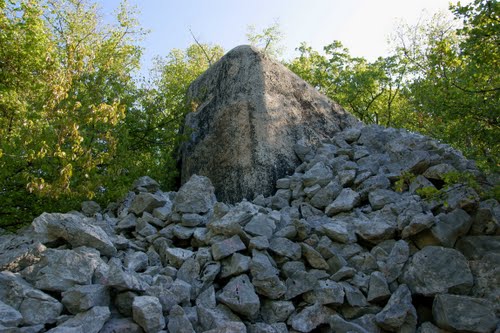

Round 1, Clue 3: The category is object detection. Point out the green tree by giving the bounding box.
[0,0,144,228]
[125,43,224,190]
[393,3,499,171]
[287,41,412,127]
[246,21,284,58]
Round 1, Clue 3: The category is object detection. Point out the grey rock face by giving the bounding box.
[132,296,165,333]
[433,294,497,333]
[132,176,160,193]
[0,300,23,327]
[217,274,260,317]
[330,314,371,333]
[32,213,117,256]
[400,246,473,296]
[181,45,357,203]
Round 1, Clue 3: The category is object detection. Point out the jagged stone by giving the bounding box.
[300,242,328,269]
[261,300,295,324]
[220,253,251,278]
[106,258,149,292]
[99,318,143,333]
[340,282,369,307]
[0,300,23,327]
[0,236,46,273]
[167,305,195,333]
[244,213,276,239]
[217,274,260,317]
[132,176,160,193]
[48,306,110,333]
[284,271,318,300]
[367,271,391,302]
[132,296,165,333]
[400,246,473,296]
[369,189,401,210]
[269,237,301,260]
[470,199,500,235]
[329,314,371,333]
[288,303,335,333]
[379,240,409,283]
[433,294,497,333]
[375,284,417,332]
[211,235,246,261]
[414,209,471,248]
[129,192,167,215]
[61,284,110,314]
[303,279,344,305]
[81,201,101,217]
[325,188,360,216]
[320,220,355,244]
[32,213,117,256]
[29,247,102,292]
[174,175,217,214]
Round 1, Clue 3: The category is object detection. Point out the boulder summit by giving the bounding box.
[181,45,358,203]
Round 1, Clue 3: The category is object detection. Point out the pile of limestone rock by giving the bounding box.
[0,124,499,333]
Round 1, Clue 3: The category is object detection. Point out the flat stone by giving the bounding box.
[211,235,246,261]
[61,284,110,314]
[433,294,497,333]
[132,296,165,333]
[400,246,473,296]
[375,284,417,332]
[217,274,260,317]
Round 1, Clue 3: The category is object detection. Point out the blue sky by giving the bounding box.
[100,0,467,75]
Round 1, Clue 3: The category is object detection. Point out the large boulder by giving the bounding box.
[181,45,357,203]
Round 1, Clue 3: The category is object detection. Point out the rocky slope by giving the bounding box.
[0,124,499,333]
